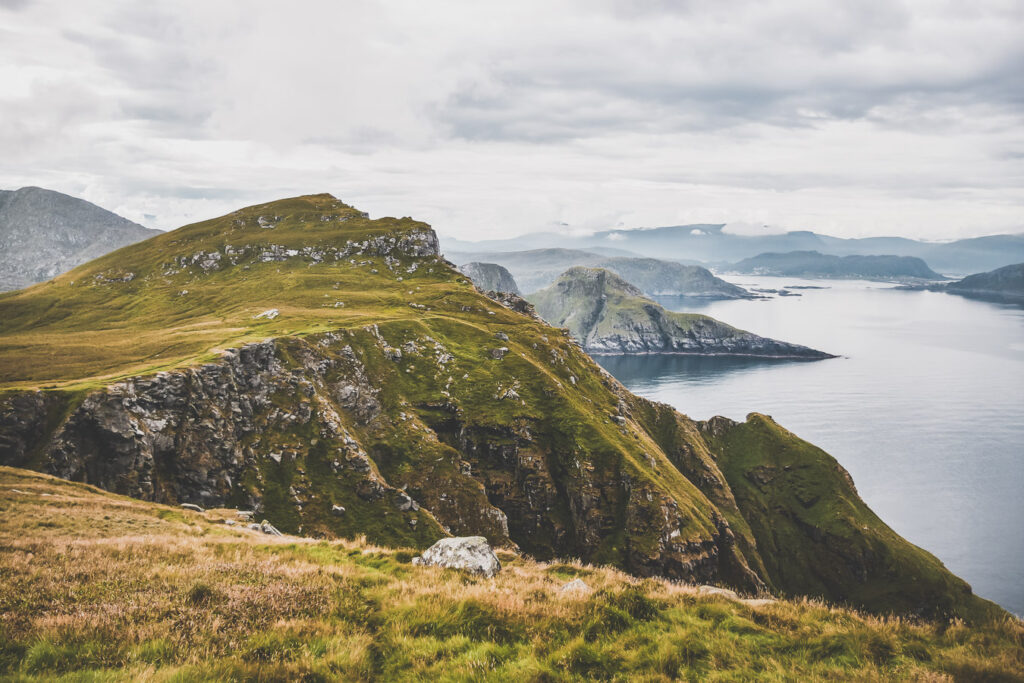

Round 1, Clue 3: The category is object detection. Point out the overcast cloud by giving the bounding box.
[1,0,1022,240]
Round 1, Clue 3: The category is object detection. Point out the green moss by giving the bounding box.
[706,413,1004,622]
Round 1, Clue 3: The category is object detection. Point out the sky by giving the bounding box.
[1,0,1022,242]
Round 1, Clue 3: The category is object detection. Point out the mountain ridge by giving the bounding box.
[0,186,160,291]
[444,226,1024,275]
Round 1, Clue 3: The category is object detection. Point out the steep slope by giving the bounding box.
[697,414,990,618]
[0,194,997,621]
[943,262,1024,300]
[458,261,521,294]
[731,251,944,281]
[2,467,1020,681]
[529,267,832,358]
[0,186,160,291]
[446,247,749,298]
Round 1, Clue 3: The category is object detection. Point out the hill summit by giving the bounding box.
[0,194,1002,623]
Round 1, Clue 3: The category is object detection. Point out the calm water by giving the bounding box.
[596,276,1024,616]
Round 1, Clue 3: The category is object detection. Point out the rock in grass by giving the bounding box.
[260,520,283,536]
[697,585,739,600]
[180,503,204,513]
[412,536,501,578]
[559,578,592,595]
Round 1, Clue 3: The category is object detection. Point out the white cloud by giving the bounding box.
[0,0,1021,240]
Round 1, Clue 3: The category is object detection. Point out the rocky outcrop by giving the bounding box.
[412,536,501,577]
[459,262,521,295]
[0,186,160,291]
[529,267,833,359]
[0,328,764,591]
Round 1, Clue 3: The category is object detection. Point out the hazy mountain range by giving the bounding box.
[443,223,1024,276]
[0,187,159,291]
[449,248,752,297]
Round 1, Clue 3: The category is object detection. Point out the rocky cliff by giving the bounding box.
[458,261,521,294]
[529,267,833,358]
[0,186,160,291]
[0,194,998,621]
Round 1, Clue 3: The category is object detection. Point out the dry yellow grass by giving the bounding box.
[1,466,1022,681]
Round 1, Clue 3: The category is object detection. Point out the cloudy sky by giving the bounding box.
[1,0,1022,241]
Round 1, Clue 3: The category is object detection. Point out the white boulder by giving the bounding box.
[412,536,501,578]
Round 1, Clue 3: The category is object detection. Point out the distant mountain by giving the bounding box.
[448,247,751,298]
[458,262,520,294]
[942,263,1024,301]
[0,187,159,291]
[529,267,833,358]
[444,225,1024,276]
[730,251,945,282]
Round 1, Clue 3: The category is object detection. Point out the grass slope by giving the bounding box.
[704,414,1005,623]
[0,194,449,389]
[1,466,1021,682]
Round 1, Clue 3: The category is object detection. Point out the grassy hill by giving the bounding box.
[1,466,1021,682]
[0,193,450,390]
[0,194,1005,627]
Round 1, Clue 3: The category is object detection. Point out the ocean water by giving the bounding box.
[595,276,1024,616]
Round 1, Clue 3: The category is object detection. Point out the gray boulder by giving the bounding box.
[412,536,501,578]
[259,520,283,536]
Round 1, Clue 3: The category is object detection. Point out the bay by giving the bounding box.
[596,276,1024,616]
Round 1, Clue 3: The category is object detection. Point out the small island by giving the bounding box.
[730,250,945,282]
[529,266,834,358]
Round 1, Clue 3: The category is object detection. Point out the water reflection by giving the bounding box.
[596,353,813,389]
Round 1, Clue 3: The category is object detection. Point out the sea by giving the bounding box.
[595,276,1024,616]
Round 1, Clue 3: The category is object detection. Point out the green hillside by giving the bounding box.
[0,194,1004,625]
[1,467,1020,682]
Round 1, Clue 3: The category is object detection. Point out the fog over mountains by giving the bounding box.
[443,224,1024,277]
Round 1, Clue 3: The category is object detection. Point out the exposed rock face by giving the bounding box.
[412,536,501,577]
[0,187,160,291]
[459,262,521,295]
[530,267,833,359]
[0,328,770,592]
